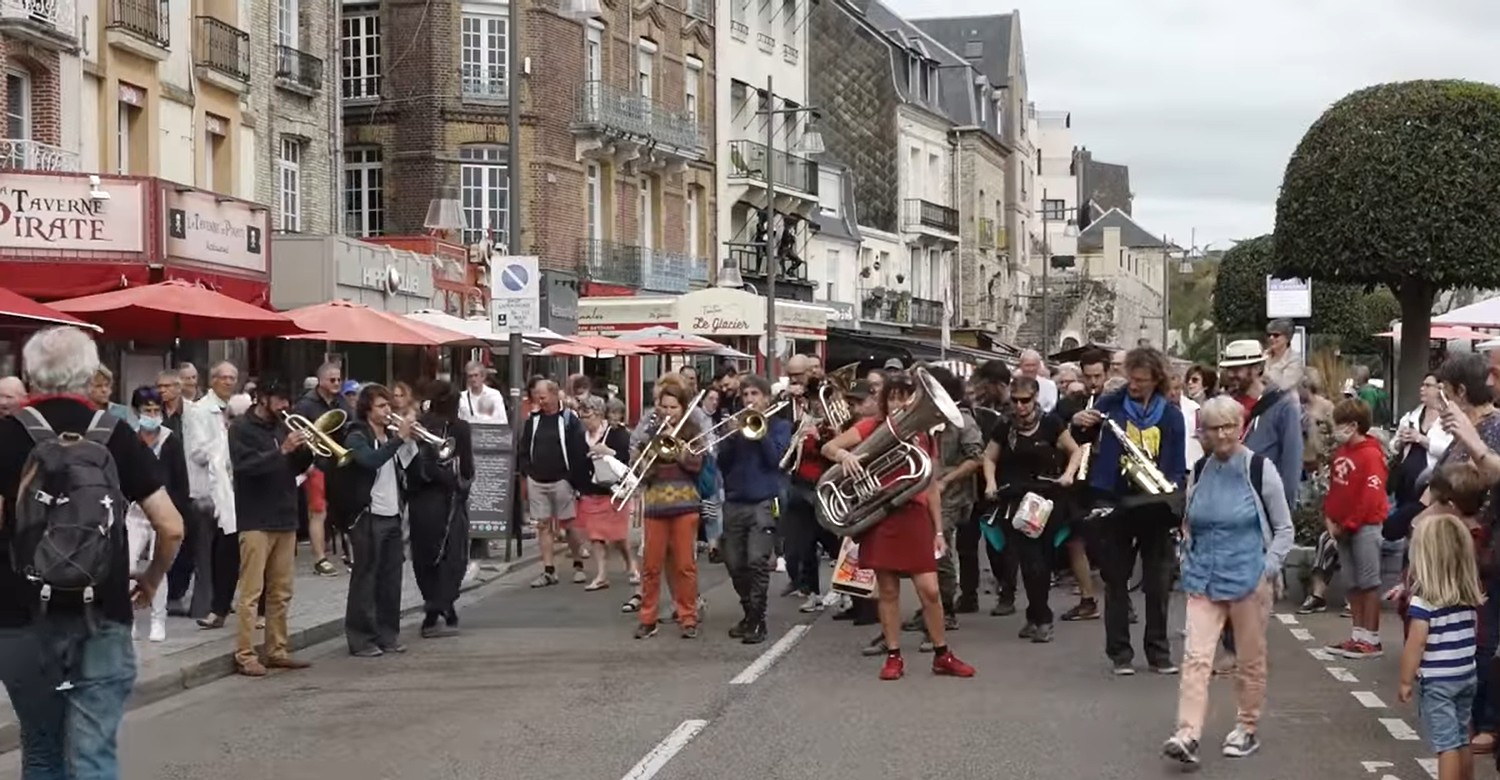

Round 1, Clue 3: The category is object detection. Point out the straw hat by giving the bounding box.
[1218,339,1267,369]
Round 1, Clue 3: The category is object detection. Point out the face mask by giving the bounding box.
[1332,426,1354,445]
[137,415,162,433]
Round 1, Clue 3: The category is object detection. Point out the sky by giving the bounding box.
[884,0,1500,252]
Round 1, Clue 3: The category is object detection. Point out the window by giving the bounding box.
[203,116,228,192]
[636,39,655,99]
[584,22,602,85]
[278,0,298,49]
[919,62,930,103]
[584,161,602,242]
[459,145,508,247]
[907,147,919,198]
[977,87,986,125]
[824,248,840,302]
[685,185,700,256]
[928,248,941,300]
[729,0,745,30]
[341,5,381,100]
[781,0,794,39]
[461,3,508,100]
[116,102,139,174]
[927,153,939,200]
[278,138,302,232]
[908,246,919,290]
[6,70,28,141]
[906,57,918,92]
[344,147,385,237]
[1042,199,1065,221]
[684,57,702,123]
[637,175,655,249]
[963,40,982,58]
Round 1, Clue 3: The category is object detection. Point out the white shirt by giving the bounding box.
[370,450,402,516]
[1035,376,1059,413]
[1180,396,1204,465]
[459,385,508,425]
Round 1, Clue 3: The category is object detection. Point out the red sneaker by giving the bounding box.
[879,654,905,681]
[933,651,975,678]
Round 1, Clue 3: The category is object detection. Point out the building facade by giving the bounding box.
[1032,107,1076,258]
[804,162,861,327]
[0,0,82,174]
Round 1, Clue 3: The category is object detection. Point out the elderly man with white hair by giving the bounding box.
[183,361,241,623]
[0,375,24,417]
[1016,350,1059,413]
[0,326,184,777]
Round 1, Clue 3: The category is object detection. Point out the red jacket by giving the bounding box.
[1324,436,1389,531]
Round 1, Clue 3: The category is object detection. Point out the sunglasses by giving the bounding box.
[1011,396,1035,405]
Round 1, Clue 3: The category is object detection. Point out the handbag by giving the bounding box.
[589,424,628,486]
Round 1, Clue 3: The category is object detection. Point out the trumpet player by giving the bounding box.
[1051,348,1112,623]
[1076,347,1187,676]
[293,362,350,577]
[821,372,976,681]
[343,384,417,658]
[227,378,314,677]
[407,381,475,637]
[719,375,792,645]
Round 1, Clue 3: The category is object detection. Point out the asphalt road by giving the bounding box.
[1,558,1445,780]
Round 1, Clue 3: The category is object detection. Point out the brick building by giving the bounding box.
[338,0,716,300]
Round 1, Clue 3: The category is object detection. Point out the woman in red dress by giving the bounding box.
[822,371,976,681]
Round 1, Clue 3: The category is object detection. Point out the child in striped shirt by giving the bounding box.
[1399,514,1486,780]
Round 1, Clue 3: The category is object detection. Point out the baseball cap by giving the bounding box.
[340,379,360,395]
[883,357,905,370]
[845,380,872,400]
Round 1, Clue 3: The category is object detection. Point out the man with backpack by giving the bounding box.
[519,379,591,587]
[0,326,184,777]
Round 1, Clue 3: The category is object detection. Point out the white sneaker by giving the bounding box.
[775,556,787,573]
[462,561,480,587]
[131,621,138,640]
[799,594,824,613]
[1221,726,1259,758]
[149,618,166,642]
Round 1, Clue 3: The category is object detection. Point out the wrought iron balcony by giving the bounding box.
[638,248,691,294]
[578,238,641,289]
[861,292,910,325]
[194,16,250,83]
[977,217,996,249]
[574,81,700,152]
[0,139,78,171]
[276,45,324,91]
[912,297,944,328]
[0,0,78,49]
[108,0,167,48]
[902,198,959,237]
[726,139,817,196]
[732,247,809,283]
[461,64,507,102]
[756,32,774,53]
[687,255,710,285]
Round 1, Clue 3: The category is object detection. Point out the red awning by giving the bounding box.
[51,280,307,340]
[283,300,476,346]
[0,287,102,332]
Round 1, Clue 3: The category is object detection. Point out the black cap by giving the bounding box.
[255,375,293,401]
[845,380,872,400]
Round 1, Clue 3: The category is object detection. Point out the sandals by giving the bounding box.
[621,594,642,613]
[586,580,610,591]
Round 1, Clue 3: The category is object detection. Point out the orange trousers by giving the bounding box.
[639,512,699,627]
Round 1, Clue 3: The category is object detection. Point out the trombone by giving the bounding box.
[683,400,790,456]
[281,409,353,467]
[386,418,458,462]
[611,390,706,510]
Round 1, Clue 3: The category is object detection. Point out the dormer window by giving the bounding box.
[919,62,930,102]
[908,56,919,92]
[977,87,986,124]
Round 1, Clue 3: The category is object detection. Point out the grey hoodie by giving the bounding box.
[1240,383,1304,509]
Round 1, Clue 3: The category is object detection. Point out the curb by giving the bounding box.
[0,551,541,755]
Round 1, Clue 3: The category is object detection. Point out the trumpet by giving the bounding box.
[281,409,353,467]
[683,400,789,456]
[387,418,457,462]
[611,390,706,510]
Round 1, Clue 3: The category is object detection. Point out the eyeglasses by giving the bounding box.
[1011,396,1035,405]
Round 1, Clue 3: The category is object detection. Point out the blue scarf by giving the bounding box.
[1122,393,1167,430]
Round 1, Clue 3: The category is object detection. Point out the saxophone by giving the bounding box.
[1075,394,1096,481]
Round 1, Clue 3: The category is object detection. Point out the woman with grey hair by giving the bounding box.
[1163,395,1294,766]
[577,394,638,589]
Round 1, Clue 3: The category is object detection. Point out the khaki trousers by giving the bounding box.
[234,530,297,666]
[1175,579,1272,741]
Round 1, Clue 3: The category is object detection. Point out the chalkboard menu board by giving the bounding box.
[468,423,514,538]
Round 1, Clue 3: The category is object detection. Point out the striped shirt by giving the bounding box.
[1408,595,1478,680]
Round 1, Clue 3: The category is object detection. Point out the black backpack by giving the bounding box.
[10,407,127,609]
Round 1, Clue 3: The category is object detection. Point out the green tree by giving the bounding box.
[1211,235,1370,338]
[1274,80,1500,406]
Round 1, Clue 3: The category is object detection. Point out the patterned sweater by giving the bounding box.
[641,419,703,519]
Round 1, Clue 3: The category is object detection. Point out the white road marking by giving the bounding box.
[1289,627,1315,641]
[1275,612,1299,625]
[1308,648,1336,661]
[1352,691,1387,708]
[621,719,710,780]
[1361,761,1394,773]
[1326,666,1359,683]
[730,624,810,685]
[1417,757,1438,778]
[1379,717,1421,741]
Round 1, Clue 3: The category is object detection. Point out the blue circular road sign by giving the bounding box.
[500,263,529,292]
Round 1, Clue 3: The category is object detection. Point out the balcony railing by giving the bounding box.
[108,0,167,48]
[726,139,817,196]
[861,293,910,325]
[194,16,249,82]
[756,32,774,53]
[639,248,691,294]
[0,0,78,43]
[912,297,944,327]
[574,81,700,152]
[276,44,324,90]
[0,139,78,171]
[732,247,809,283]
[782,43,798,65]
[977,217,996,249]
[730,19,747,40]
[688,255,711,285]
[902,198,959,236]
[578,238,641,289]
[461,64,507,102]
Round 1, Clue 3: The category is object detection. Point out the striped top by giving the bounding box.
[1408,595,1478,680]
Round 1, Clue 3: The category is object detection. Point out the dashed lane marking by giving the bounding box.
[1288,627,1315,641]
[1275,612,1299,625]
[1361,760,1394,772]
[1377,718,1421,741]
[1308,647,1336,661]
[730,624,810,685]
[1351,691,1387,709]
[1417,757,1438,778]
[620,719,710,780]
[1326,666,1359,683]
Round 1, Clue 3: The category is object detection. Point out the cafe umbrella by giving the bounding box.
[49,279,308,340]
[0,286,102,332]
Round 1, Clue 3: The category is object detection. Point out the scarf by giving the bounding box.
[1122,393,1166,431]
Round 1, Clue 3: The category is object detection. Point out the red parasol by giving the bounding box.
[541,335,649,359]
[625,336,724,354]
[50,280,307,339]
[0,286,101,332]
[1377,324,1489,341]
[283,300,477,346]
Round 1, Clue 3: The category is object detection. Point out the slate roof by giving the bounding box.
[1075,208,1172,252]
[909,15,1014,88]
[1076,150,1133,217]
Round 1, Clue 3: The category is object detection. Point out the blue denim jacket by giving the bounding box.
[1180,449,1295,601]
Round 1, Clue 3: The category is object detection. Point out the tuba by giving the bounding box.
[815,366,964,537]
[1075,394,1096,481]
[1100,416,1177,495]
[611,390,706,510]
[683,400,789,456]
[281,409,353,467]
[818,362,861,432]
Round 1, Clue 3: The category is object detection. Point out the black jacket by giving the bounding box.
[229,409,313,532]
[150,428,192,522]
[341,420,408,517]
[407,414,475,493]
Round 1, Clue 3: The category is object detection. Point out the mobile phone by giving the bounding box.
[1439,387,1450,409]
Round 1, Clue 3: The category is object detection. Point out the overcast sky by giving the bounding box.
[884,0,1500,252]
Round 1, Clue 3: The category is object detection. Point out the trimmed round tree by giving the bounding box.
[1275,80,1500,406]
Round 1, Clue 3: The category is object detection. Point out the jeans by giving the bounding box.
[1422,675,1479,754]
[0,619,137,780]
[1475,575,1500,734]
[1100,502,1176,667]
[346,513,406,653]
[721,500,777,622]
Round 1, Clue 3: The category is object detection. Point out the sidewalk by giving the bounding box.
[0,541,539,755]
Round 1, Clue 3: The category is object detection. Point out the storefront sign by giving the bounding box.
[577,298,674,331]
[775,301,830,333]
[0,174,145,253]
[680,287,759,335]
[164,188,267,274]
